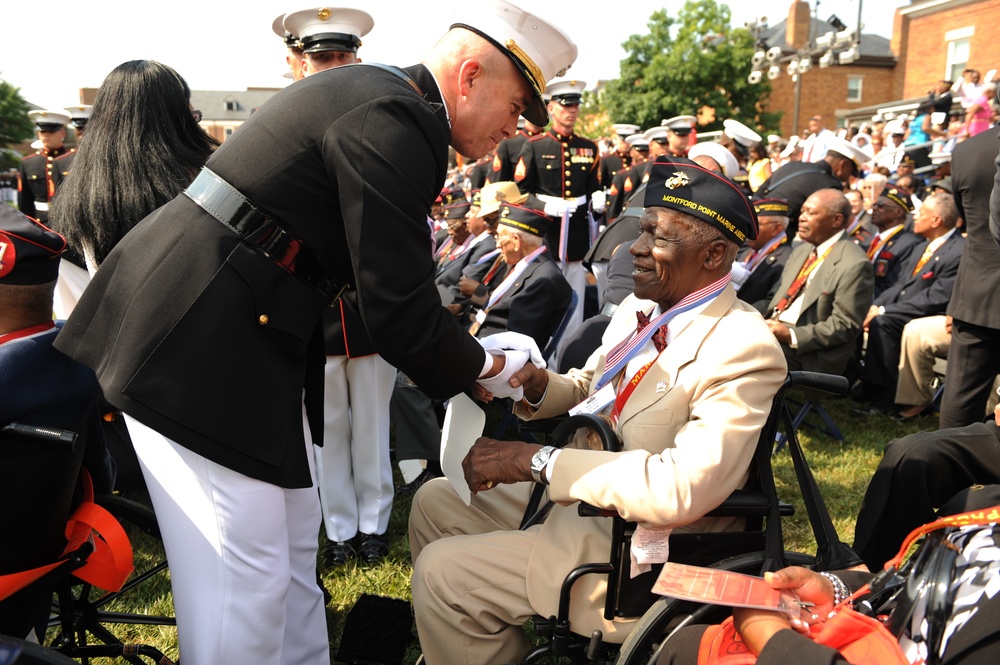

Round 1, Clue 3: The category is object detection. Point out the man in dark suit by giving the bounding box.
[855,192,964,414]
[865,184,923,298]
[765,189,874,375]
[733,198,792,315]
[52,5,578,662]
[942,127,1000,428]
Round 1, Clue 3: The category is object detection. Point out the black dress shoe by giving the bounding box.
[397,467,441,497]
[359,533,389,564]
[325,539,356,567]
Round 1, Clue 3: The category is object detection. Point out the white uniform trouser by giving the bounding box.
[314,354,395,542]
[127,414,329,665]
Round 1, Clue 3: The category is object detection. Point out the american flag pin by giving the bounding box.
[656,381,667,394]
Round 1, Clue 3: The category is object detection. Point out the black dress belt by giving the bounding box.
[184,167,347,305]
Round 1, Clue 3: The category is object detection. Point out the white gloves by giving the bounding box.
[542,199,579,218]
[591,190,607,215]
[476,332,547,401]
[479,331,545,368]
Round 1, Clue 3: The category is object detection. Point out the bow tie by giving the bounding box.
[636,311,668,353]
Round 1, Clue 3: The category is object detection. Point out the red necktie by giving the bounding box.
[636,311,668,353]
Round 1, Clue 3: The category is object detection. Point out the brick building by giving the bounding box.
[77,86,282,144]
[891,0,1000,99]
[758,1,897,138]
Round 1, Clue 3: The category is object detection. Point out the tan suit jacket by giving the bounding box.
[511,283,786,639]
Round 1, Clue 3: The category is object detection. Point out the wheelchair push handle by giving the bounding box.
[549,413,621,452]
[2,422,79,447]
[787,371,849,397]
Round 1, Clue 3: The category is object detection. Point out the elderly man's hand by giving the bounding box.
[463,438,540,493]
[766,319,792,345]
[509,363,549,403]
[457,275,481,297]
[863,305,880,330]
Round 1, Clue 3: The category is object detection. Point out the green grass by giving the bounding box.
[54,395,936,664]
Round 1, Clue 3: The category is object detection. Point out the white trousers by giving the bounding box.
[127,415,329,665]
[314,354,396,542]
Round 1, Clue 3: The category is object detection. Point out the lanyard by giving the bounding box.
[594,274,729,392]
[0,321,56,347]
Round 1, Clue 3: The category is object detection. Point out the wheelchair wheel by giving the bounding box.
[614,550,816,665]
[0,634,81,664]
[47,494,177,665]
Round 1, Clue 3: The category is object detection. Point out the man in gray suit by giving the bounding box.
[765,189,874,375]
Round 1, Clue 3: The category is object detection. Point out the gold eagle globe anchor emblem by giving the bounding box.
[664,172,690,189]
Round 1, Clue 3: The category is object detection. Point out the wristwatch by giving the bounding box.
[530,445,557,484]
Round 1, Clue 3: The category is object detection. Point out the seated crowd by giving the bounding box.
[5,35,1000,665]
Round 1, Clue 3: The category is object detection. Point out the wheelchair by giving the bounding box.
[511,371,861,665]
[0,422,176,665]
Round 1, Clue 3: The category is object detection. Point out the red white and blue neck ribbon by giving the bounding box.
[593,274,730,392]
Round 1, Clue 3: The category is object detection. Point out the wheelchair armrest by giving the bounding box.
[705,489,795,517]
[576,491,795,520]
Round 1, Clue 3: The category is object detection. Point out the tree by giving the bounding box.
[602,0,781,135]
[0,77,34,148]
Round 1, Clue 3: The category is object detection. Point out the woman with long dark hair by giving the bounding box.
[51,59,218,270]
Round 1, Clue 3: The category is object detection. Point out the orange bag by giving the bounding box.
[697,608,909,665]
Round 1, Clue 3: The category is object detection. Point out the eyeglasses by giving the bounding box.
[191,110,203,123]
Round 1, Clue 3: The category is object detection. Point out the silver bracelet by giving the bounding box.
[820,572,852,608]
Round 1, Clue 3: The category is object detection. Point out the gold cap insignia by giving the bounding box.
[665,172,690,189]
[501,206,511,218]
[317,7,331,20]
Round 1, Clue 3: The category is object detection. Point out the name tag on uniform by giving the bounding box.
[569,383,615,416]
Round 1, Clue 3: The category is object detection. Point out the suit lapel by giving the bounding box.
[616,285,737,427]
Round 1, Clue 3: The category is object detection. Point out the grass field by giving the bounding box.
[66,393,937,664]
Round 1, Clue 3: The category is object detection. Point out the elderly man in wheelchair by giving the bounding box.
[0,208,117,641]
[408,157,788,665]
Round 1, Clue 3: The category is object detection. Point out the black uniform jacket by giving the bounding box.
[17,147,72,222]
[515,130,601,261]
[55,64,486,488]
[491,128,538,182]
[755,160,842,230]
